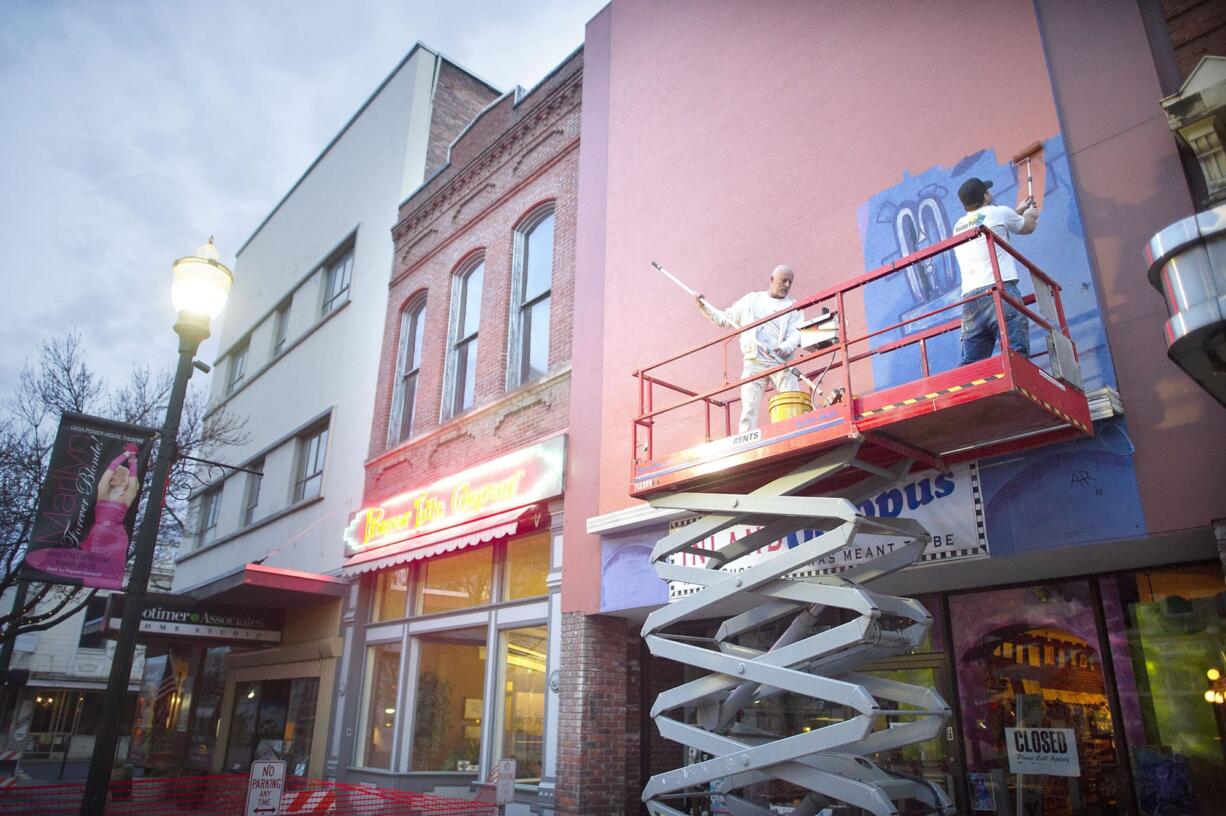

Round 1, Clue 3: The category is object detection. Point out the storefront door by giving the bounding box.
[223,677,319,776]
[950,581,1127,815]
[860,658,968,814]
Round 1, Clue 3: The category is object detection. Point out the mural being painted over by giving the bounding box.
[857,132,1145,550]
[858,133,1111,391]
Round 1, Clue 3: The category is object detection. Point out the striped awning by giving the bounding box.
[342,503,547,576]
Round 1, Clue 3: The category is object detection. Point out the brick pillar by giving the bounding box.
[556,612,634,815]
[624,634,643,816]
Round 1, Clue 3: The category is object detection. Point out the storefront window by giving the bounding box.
[188,646,229,767]
[129,649,193,766]
[500,626,547,781]
[1101,565,1226,815]
[504,533,550,600]
[373,567,410,621]
[361,642,402,769]
[411,627,487,771]
[418,546,493,615]
[950,581,1125,815]
[283,678,319,776]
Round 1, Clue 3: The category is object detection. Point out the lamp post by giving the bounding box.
[81,239,232,816]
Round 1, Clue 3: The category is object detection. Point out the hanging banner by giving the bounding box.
[21,412,156,590]
[667,462,988,599]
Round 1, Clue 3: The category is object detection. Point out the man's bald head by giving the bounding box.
[768,265,795,299]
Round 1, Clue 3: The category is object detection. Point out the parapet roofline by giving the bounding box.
[398,44,585,212]
[236,42,503,257]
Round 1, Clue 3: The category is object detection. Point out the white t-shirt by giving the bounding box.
[952,204,1027,294]
[700,290,801,363]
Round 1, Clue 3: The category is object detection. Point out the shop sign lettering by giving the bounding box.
[1005,727,1080,777]
[667,462,988,599]
[345,436,566,557]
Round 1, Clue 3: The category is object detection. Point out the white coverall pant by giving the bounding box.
[739,358,800,433]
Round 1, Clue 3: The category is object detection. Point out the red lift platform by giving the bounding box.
[630,227,1092,499]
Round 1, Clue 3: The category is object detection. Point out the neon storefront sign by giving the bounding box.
[344,435,565,557]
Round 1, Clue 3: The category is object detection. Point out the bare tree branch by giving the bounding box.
[0,333,247,639]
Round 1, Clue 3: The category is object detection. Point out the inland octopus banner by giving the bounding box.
[21,412,156,589]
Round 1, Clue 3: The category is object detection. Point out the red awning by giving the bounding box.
[342,503,547,576]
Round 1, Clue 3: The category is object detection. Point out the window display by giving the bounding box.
[950,582,1124,815]
[360,643,402,769]
[411,628,487,771]
[1101,565,1226,815]
[499,626,547,781]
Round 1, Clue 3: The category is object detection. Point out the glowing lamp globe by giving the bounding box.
[172,237,233,324]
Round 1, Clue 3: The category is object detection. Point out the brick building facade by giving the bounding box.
[332,50,591,815]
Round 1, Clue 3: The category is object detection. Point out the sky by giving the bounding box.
[0,0,605,398]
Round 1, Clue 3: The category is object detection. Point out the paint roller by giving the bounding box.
[1012,140,1044,206]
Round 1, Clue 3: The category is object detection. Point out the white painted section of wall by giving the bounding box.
[174,48,442,587]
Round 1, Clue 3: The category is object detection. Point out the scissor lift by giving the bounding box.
[634,230,1092,815]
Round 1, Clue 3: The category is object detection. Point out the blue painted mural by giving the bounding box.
[857,133,1114,392]
[856,132,1146,549]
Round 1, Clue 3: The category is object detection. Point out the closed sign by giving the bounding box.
[1005,727,1080,777]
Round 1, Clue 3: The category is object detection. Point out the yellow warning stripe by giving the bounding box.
[858,373,1005,418]
[1017,386,1090,433]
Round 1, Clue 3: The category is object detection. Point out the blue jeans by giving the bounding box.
[960,281,1030,364]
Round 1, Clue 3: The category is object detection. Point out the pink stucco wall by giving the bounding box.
[583,0,1059,518]
[566,0,1226,614]
[1033,0,1226,535]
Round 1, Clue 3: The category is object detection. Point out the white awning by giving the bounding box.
[342,504,545,577]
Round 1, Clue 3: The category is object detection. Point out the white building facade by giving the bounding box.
[161,45,499,779]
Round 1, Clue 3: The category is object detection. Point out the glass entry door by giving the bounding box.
[223,677,319,776]
[951,581,1126,815]
[860,659,967,812]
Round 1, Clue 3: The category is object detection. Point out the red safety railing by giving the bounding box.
[631,226,1078,467]
[0,773,497,816]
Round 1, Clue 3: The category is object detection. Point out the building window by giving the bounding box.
[1100,565,1226,811]
[503,532,550,601]
[227,341,249,395]
[509,209,554,387]
[199,489,221,544]
[293,424,328,502]
[389,296,427,445]
[411,627,487,772]
[78,596,108,649]
[373,567,410,622]
[242,459,263,527]
[360,642,402,769]
[272,299,291,356]
[498,625,547,782]
[417,545,493,615]
[320,247,354,316]
[446,259,483,418]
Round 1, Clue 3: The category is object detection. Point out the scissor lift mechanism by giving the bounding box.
[635,232,1095,815]
[642,442,955,815]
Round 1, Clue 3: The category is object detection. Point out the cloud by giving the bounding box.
[0,0,605,395]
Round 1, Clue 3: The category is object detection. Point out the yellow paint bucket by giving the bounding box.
[768,390,812,423]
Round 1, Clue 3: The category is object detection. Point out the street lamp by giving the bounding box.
[81,239,232,816]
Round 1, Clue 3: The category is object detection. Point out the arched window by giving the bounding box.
[388,295,427,445]
[508,207,554,387]
[445,258,484,417]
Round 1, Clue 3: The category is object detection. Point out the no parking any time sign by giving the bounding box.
[246,760,286,816]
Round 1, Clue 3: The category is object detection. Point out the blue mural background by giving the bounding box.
[856,133,1114,392]
[855,132,1146,550]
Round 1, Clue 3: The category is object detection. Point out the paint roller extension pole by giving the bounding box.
[1012,140,1043,202]
[651,261,703,301]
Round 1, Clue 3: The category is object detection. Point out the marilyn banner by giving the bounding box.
[667,462,988,600]
[21,412,156,590]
